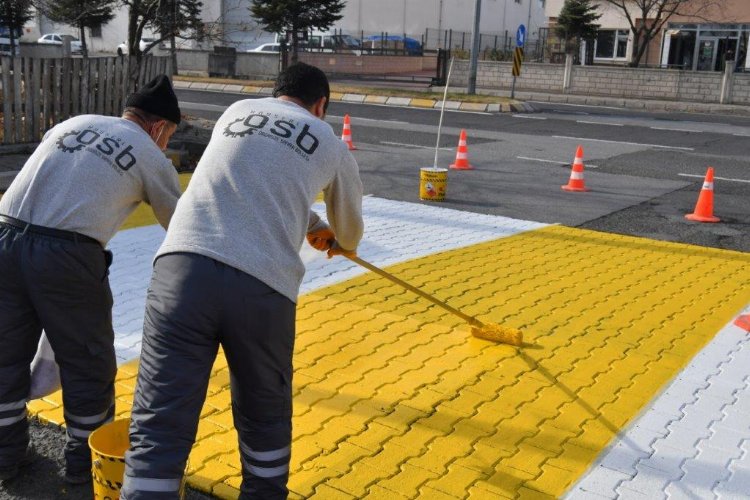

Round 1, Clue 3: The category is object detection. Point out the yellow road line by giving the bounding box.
[30,226,750,498]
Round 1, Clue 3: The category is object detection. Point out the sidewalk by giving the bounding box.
[25,192,750,499]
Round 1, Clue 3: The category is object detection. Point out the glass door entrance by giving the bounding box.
[697,39,717,71]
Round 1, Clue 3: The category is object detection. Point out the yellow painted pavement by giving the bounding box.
[29,226,750,499]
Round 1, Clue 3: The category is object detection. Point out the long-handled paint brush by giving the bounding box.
[347,255,522,346]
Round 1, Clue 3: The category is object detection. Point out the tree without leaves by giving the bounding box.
[600,0,725,67]
[39,0,116,57]
[556,0,602,55]
[0,0,33,55]
[121,0,204,88]
[251,0,345,62]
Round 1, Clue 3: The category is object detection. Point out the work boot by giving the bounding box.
[63,468,92,485]
[0,444,36,483]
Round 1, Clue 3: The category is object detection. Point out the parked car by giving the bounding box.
[37,33,82,54]
[247,42,280,53]
[117,37,161,56]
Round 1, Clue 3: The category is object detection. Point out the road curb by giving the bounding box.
[173,79,530,114]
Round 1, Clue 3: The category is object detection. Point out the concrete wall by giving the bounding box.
[451,59,748,105]
[176,50,211,76]
[236,53,279,79]
[18,43,66,58]
[296,53,437,75]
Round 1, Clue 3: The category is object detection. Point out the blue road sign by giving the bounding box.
[516,24,526,47]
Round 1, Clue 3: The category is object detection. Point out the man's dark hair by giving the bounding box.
[273,62,330,113]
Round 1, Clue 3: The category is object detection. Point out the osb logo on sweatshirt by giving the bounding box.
[56,128,137,174]
[222,112,320,160]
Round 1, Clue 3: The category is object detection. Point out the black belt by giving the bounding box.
[0,215,100,246]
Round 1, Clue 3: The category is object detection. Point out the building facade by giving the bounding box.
[545,0,750,71]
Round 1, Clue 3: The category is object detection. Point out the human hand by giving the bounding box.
[327,241,357,259]
[306,227,335,251]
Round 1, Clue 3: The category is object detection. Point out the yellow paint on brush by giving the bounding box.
[472,323,523,345]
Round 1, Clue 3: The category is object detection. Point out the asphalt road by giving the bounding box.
[177,88,750,252]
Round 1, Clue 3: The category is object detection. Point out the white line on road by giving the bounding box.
[179,101,228,112]
[381,141,453,151]
[577,120,624,126]
[529,101,625,110]
[512,115,548,120]
[517,156,598,168]
[552,135,694,151]
[678,173,750,184]
[341,116,410,125]
[650,126,697,133]
[733,133,750,137]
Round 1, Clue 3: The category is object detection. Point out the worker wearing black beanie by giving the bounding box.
[0,73,182,486]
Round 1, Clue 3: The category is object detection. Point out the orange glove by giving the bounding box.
[306,227,335,251]
[327,241,357,259]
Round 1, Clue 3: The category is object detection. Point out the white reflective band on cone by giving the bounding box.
[123,476,182,492]
[456,153,467,159]
[458,140,467,146]
[248,463,289,478]
[703,182,713,190]
[0,400,26,412]
[570,172,584,180]
[574,158,583,165]
[0,409,27,426]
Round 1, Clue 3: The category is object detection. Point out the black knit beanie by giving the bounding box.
[125,74,181,124]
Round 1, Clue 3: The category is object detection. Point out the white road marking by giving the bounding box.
[651,126,697,133]
[179,101,228,112]
[512,115,548,120]
[552,135,694,151]
[517,156,598,168]
[678,173,750,183]
[577,120,624,127]
[381,141,453,151]
[344,116,410,125]
[733,133,750,137]
[529,101,624,110]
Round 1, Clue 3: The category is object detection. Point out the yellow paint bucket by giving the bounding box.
[89,419,187,499]
[419,167,447,201]
[89,419,129,499]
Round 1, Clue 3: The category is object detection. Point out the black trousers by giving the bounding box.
[0,222,116,474]
[122,253,296,500]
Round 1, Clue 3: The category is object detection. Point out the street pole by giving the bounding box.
[467,0,482,94]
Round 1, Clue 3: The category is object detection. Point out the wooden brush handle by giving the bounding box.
[347,255,482,327]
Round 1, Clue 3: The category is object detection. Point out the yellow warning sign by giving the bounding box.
[512,47,524,77]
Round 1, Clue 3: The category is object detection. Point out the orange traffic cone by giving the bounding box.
[450,129,473,170]
[685,167,720,223]
[561,145,589,192]
[735,315,750,332]
[341,114,356,150]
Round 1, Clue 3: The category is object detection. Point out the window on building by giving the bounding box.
[90,24,102,38]
[595,29,628,59]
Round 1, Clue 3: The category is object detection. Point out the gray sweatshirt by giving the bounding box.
[157,97,364,302]
[0,115,180,245]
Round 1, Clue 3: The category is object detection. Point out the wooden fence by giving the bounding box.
[1,56,173,145]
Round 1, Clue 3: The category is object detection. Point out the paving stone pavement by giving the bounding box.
[24,197,750,499]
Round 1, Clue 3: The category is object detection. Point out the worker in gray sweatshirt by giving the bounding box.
[0,75,182,485]
[121,62,364,500]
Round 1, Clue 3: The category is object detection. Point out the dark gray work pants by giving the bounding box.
[0,223,116,475]
[121,253,296,500]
